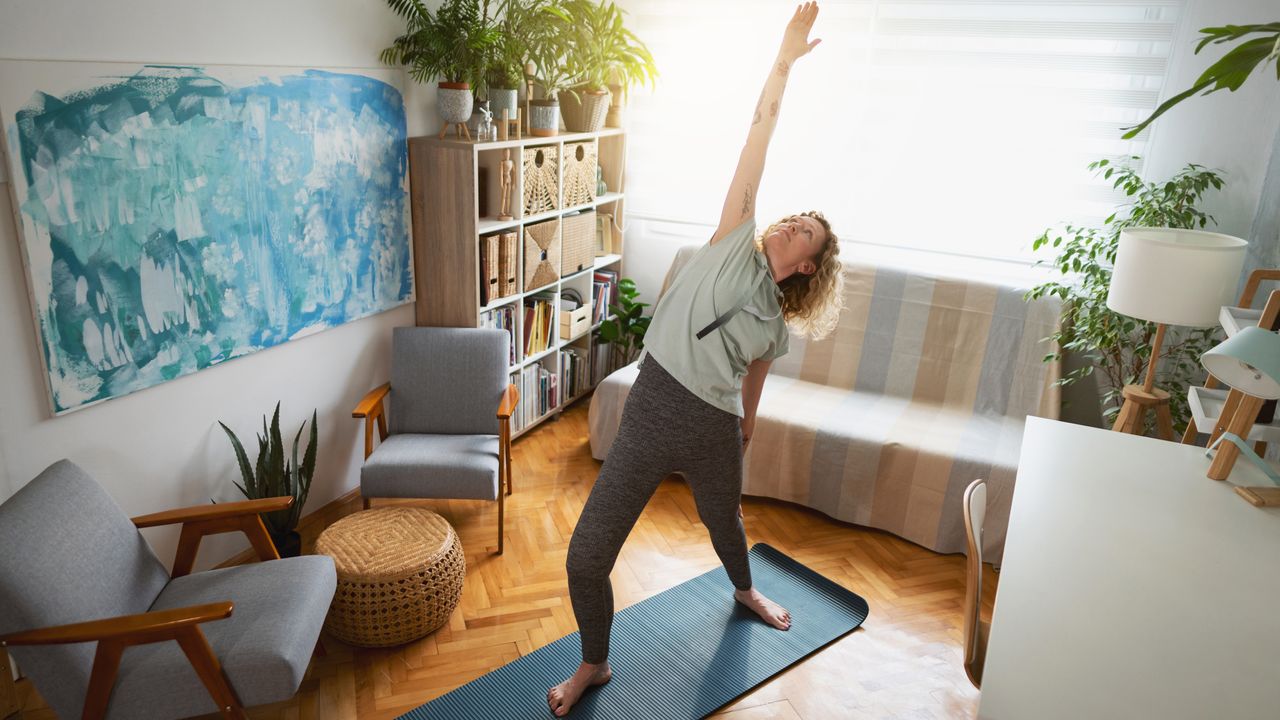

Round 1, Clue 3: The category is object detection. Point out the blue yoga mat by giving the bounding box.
[398,543,869,719]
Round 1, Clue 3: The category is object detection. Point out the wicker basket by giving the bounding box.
[562,141,597,207]
[479,233,500,305]
[498,231,519,298]
[315,507,466,648]
[524,218,561,291]
[523,146,559,216]
[561,210,596,275]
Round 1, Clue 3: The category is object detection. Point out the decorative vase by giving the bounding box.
[559,88,611,133]
[528,98,560,137]
[269,528,302,558]
[488,88,519,126]
[605,83,625,128]
[436,82,474,126]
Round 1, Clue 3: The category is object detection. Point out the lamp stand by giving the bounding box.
[1111,323,1176,440]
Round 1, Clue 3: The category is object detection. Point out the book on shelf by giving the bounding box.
[592,269,618,324]
[481,305,517,366]
[522,295,555,358]
[560,347,590,400]
[514,362,558,431]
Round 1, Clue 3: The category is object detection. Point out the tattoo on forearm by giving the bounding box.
[776,60,790,77]
[752,94,763,125]
[741,182,754,218]
[770,100,778,118]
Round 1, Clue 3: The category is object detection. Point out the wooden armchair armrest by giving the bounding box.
[131,497,292,528]
[497,384,520,420]
[1,603,241,718]
[1239,269,1280,308]
[133,498,292,579]
[0,602,233,647]
[353,383,391,460]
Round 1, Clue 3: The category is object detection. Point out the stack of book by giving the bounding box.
[523,295,555,359]
[560,347,590,401]
[592,269,618,324]
[480,305,517,366]
[591,340,616,386]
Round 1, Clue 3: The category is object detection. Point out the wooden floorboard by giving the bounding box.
[16,399,995,719]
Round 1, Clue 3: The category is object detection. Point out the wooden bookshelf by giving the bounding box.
[408,128,628,437]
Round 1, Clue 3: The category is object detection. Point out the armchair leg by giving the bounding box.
[497,483,505,555]
[175,626,245,719]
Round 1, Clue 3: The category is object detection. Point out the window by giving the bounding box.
[618,0,1183,260]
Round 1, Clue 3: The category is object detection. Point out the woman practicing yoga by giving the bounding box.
[548,3,843,715]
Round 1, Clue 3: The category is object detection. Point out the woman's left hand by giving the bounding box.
[780,2,822,62]
[741,416,756,453]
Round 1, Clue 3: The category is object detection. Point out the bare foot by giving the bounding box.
[547,660,612,717]
[734,587,792,630]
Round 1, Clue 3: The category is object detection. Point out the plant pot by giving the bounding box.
[488,87,519,125]
[269,528,302,558]
[559,88,611,133]
[436,82,474,126]
[605,83,625,128]
[528,98,560,137]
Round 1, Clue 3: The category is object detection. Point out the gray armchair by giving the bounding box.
[0,460,336,719]
[353,327,519,554]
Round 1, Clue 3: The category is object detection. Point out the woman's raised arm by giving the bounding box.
[710,2,822,245]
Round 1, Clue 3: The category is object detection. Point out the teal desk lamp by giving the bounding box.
[1201,325,1280,504]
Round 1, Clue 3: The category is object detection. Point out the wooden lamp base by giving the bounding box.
[1112,384,1176,440]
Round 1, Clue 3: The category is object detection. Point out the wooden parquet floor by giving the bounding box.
[16,400,996,719]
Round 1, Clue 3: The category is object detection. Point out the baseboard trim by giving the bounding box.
[214,487,362,569]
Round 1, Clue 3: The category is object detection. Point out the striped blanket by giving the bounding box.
[589,248,1061,564]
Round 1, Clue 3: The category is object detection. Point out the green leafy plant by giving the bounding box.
[381,0,501,88]
[1123,22,1280,138]
[599,278,651,368]
[219,403,318,538]
[523,1,583,98]
[1026,157,1226,430]
[552,0,657,94]
[486,0,556,90]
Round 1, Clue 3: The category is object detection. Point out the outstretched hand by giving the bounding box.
[780,2,822,61]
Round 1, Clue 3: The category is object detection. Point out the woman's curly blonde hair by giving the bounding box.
[757,211,844,340]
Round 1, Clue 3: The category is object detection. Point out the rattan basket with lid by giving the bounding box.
[315,507,465,647]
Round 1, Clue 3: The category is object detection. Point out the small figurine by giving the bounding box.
[596,165,607,196]
[498,149,514,220]
[477,103,496,143]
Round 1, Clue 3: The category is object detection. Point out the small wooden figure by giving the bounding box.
[498,149,514,221]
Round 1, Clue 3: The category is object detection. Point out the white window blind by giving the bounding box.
[616,0,1184,260]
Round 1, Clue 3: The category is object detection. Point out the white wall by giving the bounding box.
[0,0,442,569]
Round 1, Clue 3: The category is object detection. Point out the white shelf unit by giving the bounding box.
[408,128,629,438]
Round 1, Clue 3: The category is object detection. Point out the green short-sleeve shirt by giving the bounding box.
[643,218,790,417]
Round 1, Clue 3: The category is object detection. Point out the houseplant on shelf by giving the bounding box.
[553,0,657,132]
[381,0,500,134]
[486,0,557,127]
[219,403,318,558]
[599,277,651,371]
[523,0,581,136]
[1026,157,1227,431]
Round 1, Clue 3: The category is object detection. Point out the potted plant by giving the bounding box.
[219,403,318,558]
[485,0,553,127]
[523,1,581,136]
[553,0,656,132]
[599,277,651,370]
[1026,157,1226,431]
[381,0,500,133]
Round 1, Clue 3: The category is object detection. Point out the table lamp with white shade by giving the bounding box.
[1200,326,1280,504]
[1105,227,1248,439]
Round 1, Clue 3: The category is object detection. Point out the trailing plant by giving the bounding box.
[220,403,318,538]
[1026,157,1226,430]
[1124,22,1280,138]
[552,0,657,94]
[599,278,651,369]
[381,0,501,88]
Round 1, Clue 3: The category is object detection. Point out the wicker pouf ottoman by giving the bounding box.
[315,507,465,647]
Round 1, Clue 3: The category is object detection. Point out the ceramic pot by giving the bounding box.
[269,529,302,558]
[528,98,560,137]
[437,82,474,125]
[488,88,519,125]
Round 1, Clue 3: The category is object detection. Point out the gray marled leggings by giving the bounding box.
[567,356,753,664]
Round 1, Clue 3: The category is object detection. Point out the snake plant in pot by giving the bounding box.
[219,403,318,558]
[381,0,501,131]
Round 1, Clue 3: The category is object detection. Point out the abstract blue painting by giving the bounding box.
[0,63,412,413]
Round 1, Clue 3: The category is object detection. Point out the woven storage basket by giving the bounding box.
[498,231,519,297]
[522,146,559,216]
[561,210,596,275]
[315,507,465,648]
[562,141,597,207]
[524,218,561,290]
[479,233,500,305]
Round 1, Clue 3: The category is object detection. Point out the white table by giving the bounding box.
[978,417,1280,720]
